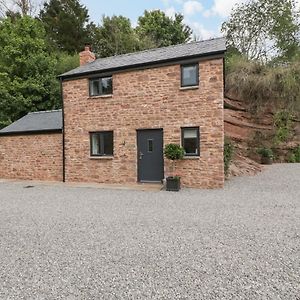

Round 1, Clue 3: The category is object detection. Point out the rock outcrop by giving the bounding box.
[224,97,300,177]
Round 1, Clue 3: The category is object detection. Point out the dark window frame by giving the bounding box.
[90,131,114,157]
[181,127,200,157]
[180,63,199,87]
[89,76,113,96]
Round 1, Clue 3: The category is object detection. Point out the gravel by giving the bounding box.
[0,164,299,299]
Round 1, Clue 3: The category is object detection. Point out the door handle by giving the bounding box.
[139,152,144,160]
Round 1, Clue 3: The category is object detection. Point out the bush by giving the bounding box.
[224,138,234,176]
[289,145,300,163]
[273,110,293,144]
[288,153,297,163]
[164,144,184,161]
[257,147,274,158]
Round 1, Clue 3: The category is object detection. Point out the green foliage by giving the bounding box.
[39,0,90,53]
[54,52,79,75]
[273,111,293,144]
[164,144,184,161]
[224,138,234,176]
[0,16,60,128]
[222,0,300,61]
[226,55,300,115]
[136,10,192,48]
[288,145,300,162]
[257,147,274,158]
[88,15,140,58]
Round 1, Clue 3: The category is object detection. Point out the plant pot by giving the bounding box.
[166,176,181,191]
[261,156,273,165]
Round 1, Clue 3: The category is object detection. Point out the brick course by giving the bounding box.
[63,58,224,188]
[0,133,63,181]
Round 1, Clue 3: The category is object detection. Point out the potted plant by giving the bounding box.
[258,147,274,165]
[164,143,184,191]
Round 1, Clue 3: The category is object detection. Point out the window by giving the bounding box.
[181,64,199,87]
[148,139,153,152]
[89,76,113,96]
[181,127,199,156]
[90,131,113,156]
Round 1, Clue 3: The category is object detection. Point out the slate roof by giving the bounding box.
[0,110,62,135]
[60,37,226,79]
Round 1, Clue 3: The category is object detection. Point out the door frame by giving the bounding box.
[136,128,164,183]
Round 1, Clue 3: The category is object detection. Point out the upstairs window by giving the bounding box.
[181,127,200,156]
[181,64,199,87]
[89,76,112,96]
[90,131,113,156]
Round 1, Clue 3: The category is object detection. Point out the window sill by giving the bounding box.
[183,156,200,160]
[88,94,113,99]
[90,156,114,160]
[179,85,199,91]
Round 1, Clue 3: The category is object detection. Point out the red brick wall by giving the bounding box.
[0,133,63,181]
[63,58,224,188]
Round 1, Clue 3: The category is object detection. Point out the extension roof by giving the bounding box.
[0,110,62,135]
[60,37,226,79]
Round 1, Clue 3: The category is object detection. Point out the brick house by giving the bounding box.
[0,38,226,188]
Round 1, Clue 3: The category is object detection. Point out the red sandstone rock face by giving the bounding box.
[224,96,300,177]
[224,98,273,142]
[0,133,63,181]
[229,153,262,177]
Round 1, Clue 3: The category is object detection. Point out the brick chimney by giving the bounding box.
[79,45,95,66]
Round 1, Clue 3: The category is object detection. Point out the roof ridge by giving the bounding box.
[28,109,62,115]
[93,36,225,62]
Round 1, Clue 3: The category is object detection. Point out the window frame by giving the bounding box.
[181,127,200,157]
[180,63,199,87]
[89,131,114,157]
[89,76,113,96]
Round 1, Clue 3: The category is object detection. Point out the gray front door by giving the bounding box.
[137,129,164,182]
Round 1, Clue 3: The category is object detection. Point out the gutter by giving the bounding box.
[0,129,62,136]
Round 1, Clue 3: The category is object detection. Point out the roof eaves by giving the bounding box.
[0,128,62,136]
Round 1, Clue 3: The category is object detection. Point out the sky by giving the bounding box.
[80,0,246,40]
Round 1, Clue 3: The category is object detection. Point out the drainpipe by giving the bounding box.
[223,56,226,99]
[60,77,66,183]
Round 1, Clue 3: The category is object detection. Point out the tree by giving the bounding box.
[136,10,192,48]
[39,0,90,53]
[0,16,60,128]
[268,0,300,60]
[0,0,40,17]
[222,0,300,61]
[88,15,140,58]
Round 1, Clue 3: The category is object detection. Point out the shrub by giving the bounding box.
[288,153,297,163]
[257,147,274,158]
[289,145,300,163]
[224,138,234,176]
[164,144,184,161]
[164,144,184,177]
[273,110,293,144]
[295,146,300,162]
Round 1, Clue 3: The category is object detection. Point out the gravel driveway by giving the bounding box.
[0,164,299,299]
